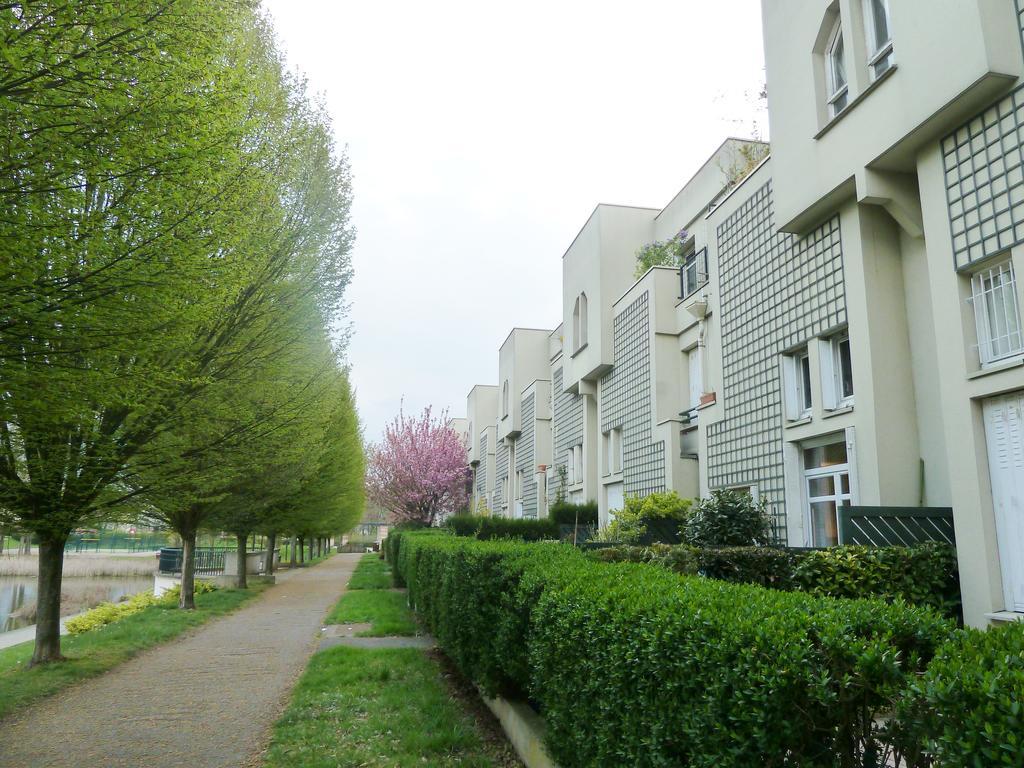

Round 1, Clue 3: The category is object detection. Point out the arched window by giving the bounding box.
[826,18,848,117]
[502,381,509,417]
[572,292,588,352]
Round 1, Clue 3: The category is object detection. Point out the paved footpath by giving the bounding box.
[0,553,361,768]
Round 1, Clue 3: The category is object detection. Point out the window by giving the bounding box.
[681,247,708,298]
[569,444,583,485]
[819,333,854,409]
[803,437,852,547]
[687,346,703,415]
[603,427,623,475]
[863,0,893,79]
[784,348,813,420]
[502,381,509,417]
[826,19,848,117]
[969,259,1024,366]
[572,293,588,353]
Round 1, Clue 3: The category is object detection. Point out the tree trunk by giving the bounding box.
[30,533,68,666]
[179,530,197,610]
[298,536,305,564]
[235,533,247,589]
[266,531,276,575]
[289,535,297,568]
[316,537,321,558]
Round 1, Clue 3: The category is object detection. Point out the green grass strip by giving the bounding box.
[325,590,416,637]
[346,553,392,590]
[263,646,508,767]
[0,583,269,720]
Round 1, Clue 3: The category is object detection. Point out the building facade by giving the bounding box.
[454,1,1024,627]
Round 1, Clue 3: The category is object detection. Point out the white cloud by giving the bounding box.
[261,0,767,440]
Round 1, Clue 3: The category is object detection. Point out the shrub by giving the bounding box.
[65,590,159,634]
[475,518,558,542]
[895,622,1024,767]
[792,542,961,619]
[607,491,691,544]
[590,542,959,616]
[158,579,217,605]
[548,500,598,527]
[444,514,481,537]
[683,488,772,546]
[395,532,955,767]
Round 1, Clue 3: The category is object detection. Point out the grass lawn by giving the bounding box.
[346,554,392,590]
[0,583,268,720]
[325,590,417,637]
[263,646,518,768]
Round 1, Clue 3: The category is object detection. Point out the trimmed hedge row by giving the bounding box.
[443,514,560,541]
[548,500,598,527]
[389,529,962,766]
[590,541,961,618]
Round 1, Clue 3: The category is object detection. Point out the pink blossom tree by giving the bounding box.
[367,406,469,526]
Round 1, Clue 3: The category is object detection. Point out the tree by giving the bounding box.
[0,4,355,659]
[367,407,469,526]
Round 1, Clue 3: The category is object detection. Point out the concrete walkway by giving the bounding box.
[0,553,360,768]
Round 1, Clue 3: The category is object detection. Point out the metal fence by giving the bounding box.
[157,547,227,574]
[838,506,955,547]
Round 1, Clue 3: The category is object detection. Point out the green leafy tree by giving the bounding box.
[0,4,355,659]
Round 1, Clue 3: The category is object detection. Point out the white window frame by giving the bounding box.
[569,444,583,486]
[969,258,1024,367]
[603,427,623,476]
[687,345,703,414]
[862,0,894,80]
[783,348,813,421]
[818,333,854,410]
[572,293,588,353]
[502,381,509,417]
[826,18,848,118]
[802,433,853,547]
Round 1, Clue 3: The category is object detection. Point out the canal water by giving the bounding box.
[0,576,153,633]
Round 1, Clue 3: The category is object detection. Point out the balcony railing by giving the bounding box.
[680,247,709,299]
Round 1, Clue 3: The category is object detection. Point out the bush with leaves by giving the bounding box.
[792,542,961,619]
[684,489,773,546]
[475,518,559,542]
[634,229,689,278]
[606,491,692,544]
[445,514,482,537]
[894,621,1024,767]
[548,501,598,527]
[395,532,956,767]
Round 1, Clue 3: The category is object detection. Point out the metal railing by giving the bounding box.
[838,506,955,547]
[157,547,227,574]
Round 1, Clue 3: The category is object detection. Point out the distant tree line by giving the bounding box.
[0,1,364,665]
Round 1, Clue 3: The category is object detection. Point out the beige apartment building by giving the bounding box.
[457,1,1024,627]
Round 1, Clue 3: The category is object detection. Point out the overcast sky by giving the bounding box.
[261,0,767,442]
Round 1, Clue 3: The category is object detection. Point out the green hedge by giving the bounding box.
[395,532,956,766]
[896,621,1024,766]
[590,541,960,618]
[440,515,559,542]
[548,501,598,527]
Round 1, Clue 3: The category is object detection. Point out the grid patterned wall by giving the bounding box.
[495,439,508,512]
[516,393,538,518]
[475,433,489,497]
[706,180,846,540]
[599,292,666,498]
[549,366,584,503]
[942,83,1024,269]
